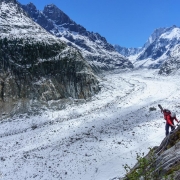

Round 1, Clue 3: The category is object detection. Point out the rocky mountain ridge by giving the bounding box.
[114,45,142,57]
[21,2,133,71]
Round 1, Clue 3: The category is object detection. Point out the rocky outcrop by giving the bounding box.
[153,126,180,179]
[121,126,180,180]
[0,0,100,117]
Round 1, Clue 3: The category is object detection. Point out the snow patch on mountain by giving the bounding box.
[160,27,180,40]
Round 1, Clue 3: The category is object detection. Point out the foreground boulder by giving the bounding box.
[121,126,180,180]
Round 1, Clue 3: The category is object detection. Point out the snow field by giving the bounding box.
[0,69,180,180]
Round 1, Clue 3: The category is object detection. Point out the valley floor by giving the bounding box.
[0,69,180,180]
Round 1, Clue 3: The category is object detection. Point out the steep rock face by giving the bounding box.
[21,3,133,71]
[0,0,100,117]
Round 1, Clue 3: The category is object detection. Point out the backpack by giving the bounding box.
[163,109,171,115]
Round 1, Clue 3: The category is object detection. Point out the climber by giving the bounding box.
[164,110,178,136]
[158,104,179,136]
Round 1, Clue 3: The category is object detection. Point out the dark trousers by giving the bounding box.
[165,123,175,136]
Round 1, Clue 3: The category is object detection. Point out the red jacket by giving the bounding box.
[163,110,179,126]
[164,114,173,126]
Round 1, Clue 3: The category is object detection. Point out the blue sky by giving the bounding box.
[18,0,180,48]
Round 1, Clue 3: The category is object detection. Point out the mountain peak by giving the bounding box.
[26,2,37,10]
[151,25,178,39]
[43,3,73,24]
[172,24,177,28]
